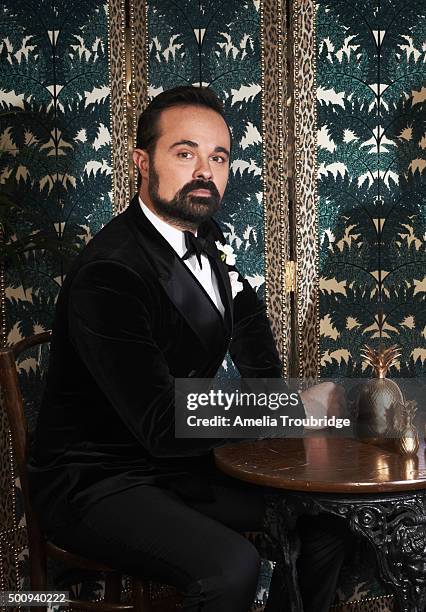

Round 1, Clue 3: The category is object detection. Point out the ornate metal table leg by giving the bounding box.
[263,495,304,612]
[347,494,426,612]
[264,490,426,612]
[272,491,426,612]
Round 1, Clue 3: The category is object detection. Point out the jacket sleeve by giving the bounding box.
[207,219,283,378]
[229,271,283,378]
[228,272,306,422]
[206,219,305,421]
[68,260,229,458]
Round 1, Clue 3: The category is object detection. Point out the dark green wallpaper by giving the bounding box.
[317,0,426,377]
[0,0,112,343]
[0,0,113,595]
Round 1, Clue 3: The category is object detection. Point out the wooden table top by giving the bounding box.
[214,437,426,494]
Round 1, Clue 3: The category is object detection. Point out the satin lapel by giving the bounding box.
[123,197,230,356]
[210,255,233,332]
[198,220,234,332]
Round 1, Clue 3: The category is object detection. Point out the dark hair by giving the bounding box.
[135,86,231,155]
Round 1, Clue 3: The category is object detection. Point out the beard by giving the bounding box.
[147,163,221,227]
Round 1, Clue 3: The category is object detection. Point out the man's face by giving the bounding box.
[135,105,231,227]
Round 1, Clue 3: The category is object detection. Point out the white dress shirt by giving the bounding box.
[139,198,225,317]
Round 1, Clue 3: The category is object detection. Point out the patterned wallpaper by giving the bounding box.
[0,0,113,597]
[317,0,426,377]
[0,0,112,346]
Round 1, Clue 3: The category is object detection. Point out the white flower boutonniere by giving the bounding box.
[215,241,236,266]
[215,241,243,299]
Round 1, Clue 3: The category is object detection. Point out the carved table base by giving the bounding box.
[264,490,426,612]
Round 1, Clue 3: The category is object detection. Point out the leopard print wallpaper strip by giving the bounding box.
[0,262,5,350]
[108,0,130,214]
[0,531,22,585]
[0,410,13,532]
[260,0,291,379]
[0,407,19,595]
[331,595,394,611]
[129,0,149,199]
[0,225,6,349]
[0,526,27,596]
[293,0,320,381]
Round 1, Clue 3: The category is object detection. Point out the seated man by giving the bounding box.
[29,85,348,611]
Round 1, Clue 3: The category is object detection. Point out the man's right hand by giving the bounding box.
[299,382,345,429]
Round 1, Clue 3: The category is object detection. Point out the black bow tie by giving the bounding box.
[182,231,218,269]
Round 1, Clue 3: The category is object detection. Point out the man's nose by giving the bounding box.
[193,157,212,180]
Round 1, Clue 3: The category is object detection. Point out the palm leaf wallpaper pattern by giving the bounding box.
[317,0,426,377]
[0,0,112,345]
[0,0,112,597]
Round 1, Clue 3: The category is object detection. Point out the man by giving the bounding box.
[29,86,347,611]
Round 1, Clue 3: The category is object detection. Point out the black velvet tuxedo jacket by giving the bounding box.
[29,196,302,526]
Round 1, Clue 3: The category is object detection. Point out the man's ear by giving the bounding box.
[133,148,149,180]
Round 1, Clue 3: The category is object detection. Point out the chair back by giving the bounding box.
[0,331,51,590]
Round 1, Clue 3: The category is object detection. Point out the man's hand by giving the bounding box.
[300,382,345,429]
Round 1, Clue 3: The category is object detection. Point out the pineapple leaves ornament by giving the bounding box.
[394,400,419,456]
[360,345,402,379]
[357,344,404,441]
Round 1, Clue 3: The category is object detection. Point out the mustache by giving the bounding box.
[179,180,220,200]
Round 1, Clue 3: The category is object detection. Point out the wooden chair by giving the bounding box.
[0,331,152,611]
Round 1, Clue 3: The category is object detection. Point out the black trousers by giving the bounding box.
[46,474,351,612]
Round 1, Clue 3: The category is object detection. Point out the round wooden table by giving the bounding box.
[215,437,426,612]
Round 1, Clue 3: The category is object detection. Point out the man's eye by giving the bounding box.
[177,151,192,159]
[212,156,226,163]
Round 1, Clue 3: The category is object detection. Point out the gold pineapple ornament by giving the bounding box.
[394,400,419,456]
[357,345,403,441]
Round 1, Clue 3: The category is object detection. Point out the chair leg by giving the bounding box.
[104,573,122,603]
[132,578,152,611]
